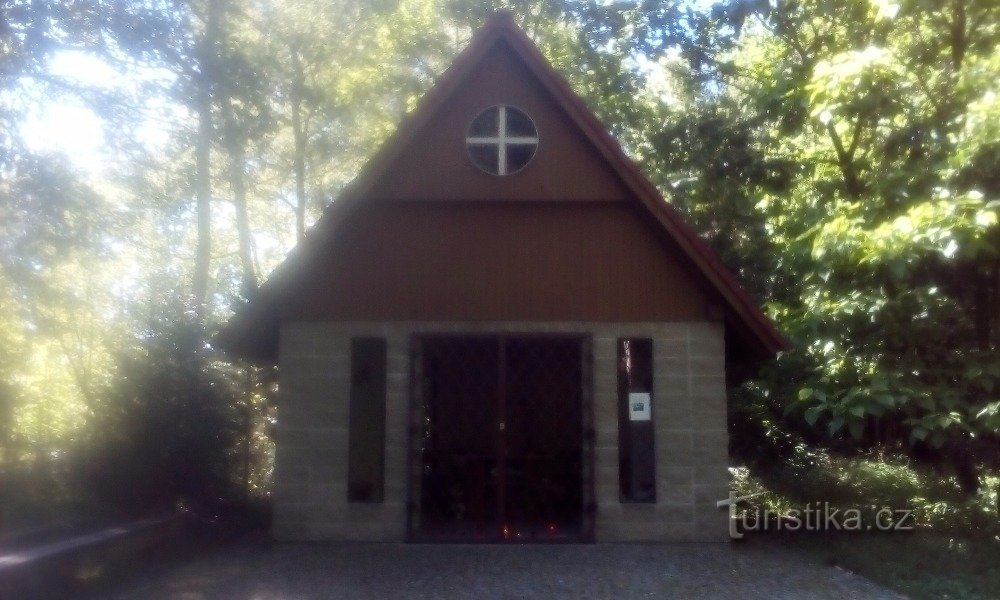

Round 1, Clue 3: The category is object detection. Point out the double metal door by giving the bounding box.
[408,335,593,542]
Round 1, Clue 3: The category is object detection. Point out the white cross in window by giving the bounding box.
[466,105,539,175]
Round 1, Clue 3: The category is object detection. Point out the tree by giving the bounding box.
[673,0,998,490]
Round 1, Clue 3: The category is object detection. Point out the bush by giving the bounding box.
[731,451,1000,534]
[81,319,244,518]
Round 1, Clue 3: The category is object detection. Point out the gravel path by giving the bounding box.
[91,541,901,599]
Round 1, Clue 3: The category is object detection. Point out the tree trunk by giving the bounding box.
[229,135,258,297]
[825,120,865,199]
[192,1,223,321]
[220,87,258,298]
[951,0,967,70]
[290,47,308,243]
[244,394,253,501]
[973,263,990,352]
[207,0,256,299]
[193,85,213,318]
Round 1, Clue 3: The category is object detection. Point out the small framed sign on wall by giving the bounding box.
[628,392,651,421]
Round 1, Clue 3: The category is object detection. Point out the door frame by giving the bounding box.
[405,332,595,543]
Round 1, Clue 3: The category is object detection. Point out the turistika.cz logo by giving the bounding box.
[717,492,915,540]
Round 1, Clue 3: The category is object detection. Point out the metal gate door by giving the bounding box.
[408,334,593,542]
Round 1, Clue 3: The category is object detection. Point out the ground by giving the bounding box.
[783,531,1000,599]
[82,540,899,599]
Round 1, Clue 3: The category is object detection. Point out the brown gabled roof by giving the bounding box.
[216,13,790,361]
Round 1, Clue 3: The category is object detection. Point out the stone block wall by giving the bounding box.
[273,321,729,542]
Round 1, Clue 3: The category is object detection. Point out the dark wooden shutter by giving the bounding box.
[617,338,655,502]
[348,337,387,503]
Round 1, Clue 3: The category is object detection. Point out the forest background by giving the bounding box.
[2,3,998,578]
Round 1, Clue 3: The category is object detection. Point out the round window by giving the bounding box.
[466,105,538,175]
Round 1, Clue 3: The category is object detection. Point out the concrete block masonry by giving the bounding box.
[273,321,729,542]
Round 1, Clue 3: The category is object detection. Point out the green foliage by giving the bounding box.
[83,314,244,515]
[670,0,1000,483]
[732,451,1000,533]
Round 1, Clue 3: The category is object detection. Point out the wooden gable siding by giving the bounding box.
[283,201,712,322]
[366,40,631,203]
